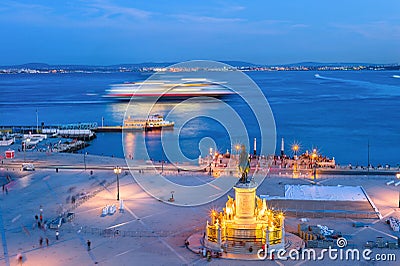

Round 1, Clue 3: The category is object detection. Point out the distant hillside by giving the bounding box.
[0,61,258,70]
[278,62,385,67]
[1,61,398,71]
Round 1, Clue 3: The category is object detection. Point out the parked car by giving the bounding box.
[22,163,35,171]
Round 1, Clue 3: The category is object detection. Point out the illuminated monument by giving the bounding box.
[204,145,285,254]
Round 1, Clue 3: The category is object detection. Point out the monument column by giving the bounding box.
[234,182,257,224]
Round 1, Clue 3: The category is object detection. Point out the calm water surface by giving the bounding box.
[0,71,399,166]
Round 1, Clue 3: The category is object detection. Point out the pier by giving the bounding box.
[94,126,123,132]
[0,122,97,139]
[0,124,170,134]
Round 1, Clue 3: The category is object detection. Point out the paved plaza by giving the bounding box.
[0,152,399,265]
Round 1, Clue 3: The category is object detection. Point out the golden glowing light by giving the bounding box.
[292,144,299,152]
[113,166,122,174]
[311,148,318,160]
[205,192,285,249]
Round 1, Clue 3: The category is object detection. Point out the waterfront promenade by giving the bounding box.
[0,152,399,265]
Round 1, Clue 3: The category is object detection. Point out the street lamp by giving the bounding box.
[292,144,300,177]
[114,166,122,201]
[292,144,299,159]
[235,144,240,153]
[235,144,240,160]
[397,173,400,208]
[84,152,87,171]
[311,149,318,182]
[23,138,30,162]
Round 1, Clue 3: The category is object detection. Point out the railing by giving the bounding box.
[47,177,117,229]
[62,226,180,238]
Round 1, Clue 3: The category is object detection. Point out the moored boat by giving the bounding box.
[123,114,174,131]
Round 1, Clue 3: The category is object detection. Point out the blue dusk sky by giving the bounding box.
[0,0,399,65]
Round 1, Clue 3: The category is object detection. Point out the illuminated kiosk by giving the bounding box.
[204,146,285,254]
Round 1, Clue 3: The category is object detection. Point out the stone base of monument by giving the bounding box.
[187,232,304,260]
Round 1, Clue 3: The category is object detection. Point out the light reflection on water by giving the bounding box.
[1,70,399,165]
[118,62,276,165]
[119,98,252,163]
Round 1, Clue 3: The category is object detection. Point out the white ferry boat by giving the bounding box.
[104,80,234,100]
[123,114,174,130]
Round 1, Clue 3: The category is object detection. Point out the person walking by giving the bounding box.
[87,240,91,251]
[39,237,43,247]
[55,230,59,240]
[46,237,49,246]
[16,253,23,266]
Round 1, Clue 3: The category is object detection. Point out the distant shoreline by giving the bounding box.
[1,62,399,74]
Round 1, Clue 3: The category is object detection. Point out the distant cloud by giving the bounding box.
[0,0,53,23]
[221,5,246,12]
[0,0,155,29]
[231,5,246,11]
[87,0,153,20]
[173,14,244,23]
[291,24,309,28]
[0,1,52,12]
[331,21,400,39]
[241,20,303,35]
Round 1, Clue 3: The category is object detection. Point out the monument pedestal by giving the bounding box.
[205,180,285,254]
[234,182,257,224]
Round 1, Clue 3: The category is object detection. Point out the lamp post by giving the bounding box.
[208,147,214,175]
[84,152,87,171]
[235,144,240,169]
[83,134,87,171]
[311,149,317,183]
[235,144,240,157]
[292,144,300,177]
[161,150,164,174]
[114,166,122,201]
[23,142,26,162]
[36,109,39,133]
[397,173,400,208]
[23,138,30,162]
[292,144,299,159]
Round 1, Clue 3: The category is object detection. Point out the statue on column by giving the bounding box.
[238,144,250,183]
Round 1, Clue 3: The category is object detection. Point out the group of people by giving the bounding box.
[32,204,93,254]
[38,236,49,247]
[37,229,92,252]
[34,213,45,230]
[200,247,221,261]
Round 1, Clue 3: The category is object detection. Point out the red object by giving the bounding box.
[5,150,14,159]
